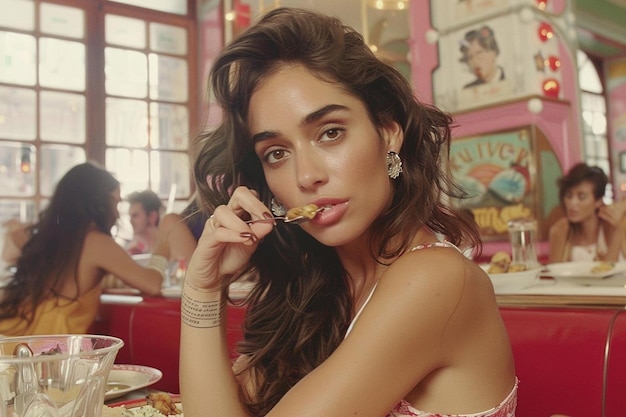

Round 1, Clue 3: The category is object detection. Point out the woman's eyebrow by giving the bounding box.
[252,131,278,144]
[252,104,350,144]
[301,104,350,126]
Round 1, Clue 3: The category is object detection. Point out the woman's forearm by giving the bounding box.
[179,280,250,417]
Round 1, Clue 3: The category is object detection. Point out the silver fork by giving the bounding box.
[246,206,326,225]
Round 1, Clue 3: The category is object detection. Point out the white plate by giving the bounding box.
[483,266,542,291]
[542,262,626,279]
[105,364,163,401]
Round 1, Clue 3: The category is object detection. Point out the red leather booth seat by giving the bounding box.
[605,311,626,416]
[500,306,626,417]
[95,299,626,416]
[92,297,245,394]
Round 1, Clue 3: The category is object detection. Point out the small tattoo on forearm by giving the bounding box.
[181,293,224,328]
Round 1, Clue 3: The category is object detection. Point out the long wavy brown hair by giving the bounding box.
[0,162,120,332]
[192,7,481,416]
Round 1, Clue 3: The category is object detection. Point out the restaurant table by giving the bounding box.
[495,273,626,306]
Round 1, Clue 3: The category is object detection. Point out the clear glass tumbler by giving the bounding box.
[0,334,124,417]
[507,219,539,269]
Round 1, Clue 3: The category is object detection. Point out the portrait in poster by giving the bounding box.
[433,14,536,113]
[458,25,506,89]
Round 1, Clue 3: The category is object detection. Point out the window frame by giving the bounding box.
[0,0,198,224]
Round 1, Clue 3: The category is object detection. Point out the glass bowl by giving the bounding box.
[0,334,124,417]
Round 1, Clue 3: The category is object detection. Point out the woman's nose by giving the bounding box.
[295,150,328,190]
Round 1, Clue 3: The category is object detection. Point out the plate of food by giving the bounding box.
[541,262,626,280]
[105,364,163,401]
[480,251,542,291]
[103,392,182,416]
[482,266,543,291]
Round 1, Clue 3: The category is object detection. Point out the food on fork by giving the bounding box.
[285,204,320,221]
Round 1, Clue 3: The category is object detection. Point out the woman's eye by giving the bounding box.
[320,127,344,142]
[264,148,288,164]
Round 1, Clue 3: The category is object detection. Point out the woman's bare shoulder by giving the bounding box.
[341,246,496,391]
[160,212,185,227]
[379,245,485,313]
[390,244,474,285]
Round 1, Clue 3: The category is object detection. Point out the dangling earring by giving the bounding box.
[386,151,403,179]
[271,197,287,217]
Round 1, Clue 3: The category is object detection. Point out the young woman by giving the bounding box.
[0,162,163,335]
[180,8,516,417]
[549,163,626,262]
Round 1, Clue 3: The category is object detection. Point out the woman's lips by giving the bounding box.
[310,200,348,225]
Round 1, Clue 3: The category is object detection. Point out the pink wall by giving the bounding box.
[409,0,581,164]
[408,0,582,259]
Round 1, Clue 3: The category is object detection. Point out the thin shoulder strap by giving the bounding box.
[345,282,379,337]
[346,241,460,338]
[409,240,462,253]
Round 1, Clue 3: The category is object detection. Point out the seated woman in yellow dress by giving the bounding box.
[0,162,164,336]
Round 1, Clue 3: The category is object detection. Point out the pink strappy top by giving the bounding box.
[347,241,518,417]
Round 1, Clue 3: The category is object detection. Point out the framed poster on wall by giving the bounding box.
[450,125,561,241]
[433,14,522,112]
[432,11,563,113]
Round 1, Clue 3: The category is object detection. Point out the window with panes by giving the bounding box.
[577,50,611,201]
[0,0,197,242]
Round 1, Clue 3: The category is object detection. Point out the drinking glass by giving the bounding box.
[507,219,539,269]
[0,334,123,417]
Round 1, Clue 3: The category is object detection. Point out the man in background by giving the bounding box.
[126,190,163,255]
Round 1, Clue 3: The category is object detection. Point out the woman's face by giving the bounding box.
[562,181,602,224]
[465,40,498,82]
[248,64,403,247]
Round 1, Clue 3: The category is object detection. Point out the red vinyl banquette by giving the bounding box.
[92,296,626,417]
